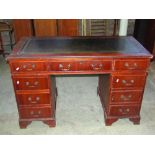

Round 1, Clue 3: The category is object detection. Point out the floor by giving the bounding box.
[0,56,155,135]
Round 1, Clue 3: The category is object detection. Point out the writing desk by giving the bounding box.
[7,36,152,128]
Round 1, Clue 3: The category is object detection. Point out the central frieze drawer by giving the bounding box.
[50,62,77,71]
[111,90,142,103]
[49,60,112,72]
[11,61,46,73]
[19,107,52,119]
[78,61,112,71]
[112,75,146,89]
[13,76,49,90]
[17,93,51,105]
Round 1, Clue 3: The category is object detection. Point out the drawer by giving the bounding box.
[11,61,46,72]
[112,75,146,89]
[13,76,49,90]
[16,93,51,106]
[49,60,112,72]
[50,62,77,71]
[109,105,140,117]
[19,107,52,119]
[114,59,149,70]
[111,90,142,103]
[78,61,112,71]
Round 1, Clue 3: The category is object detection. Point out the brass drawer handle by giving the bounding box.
[124,62,137,69]
[119,108,130,114]
[25,81,39,88]
[15,64,36,71]
[30,110,42,116]
[112,94,132,102]
[91,64,103,70]
[38,110,42,114]
[23,64,36,71]
[122,80,135,86]
[36,96,40,101]
[28,96,40,103]
[59,64,71,71]
[120,94,132,101]
[114,79,135,86]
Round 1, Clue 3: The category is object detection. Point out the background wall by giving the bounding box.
[0,19,135,53]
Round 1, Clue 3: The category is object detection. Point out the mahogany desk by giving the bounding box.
[7,36,152,128]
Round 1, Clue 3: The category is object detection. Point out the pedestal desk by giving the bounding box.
[7,36,152,128]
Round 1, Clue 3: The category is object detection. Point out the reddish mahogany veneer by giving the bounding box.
[7,36,152,128]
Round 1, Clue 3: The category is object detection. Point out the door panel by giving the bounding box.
[34,19,57,36]
[13,19,34,42]
[58,19,79,36]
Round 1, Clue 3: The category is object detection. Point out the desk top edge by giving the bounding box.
[7,36,153,60]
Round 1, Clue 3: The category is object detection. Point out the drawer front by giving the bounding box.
[50,62,77,71]
[19,107,52,119]
[78,61,112,71]
[111,90,142,103]
[109,106,140,117]
[17,93,51,105]
[49,60,112,72]
[13,77,49,90]
[114,59,149,70]
[11,62,46,72]
[112,75,146,89]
